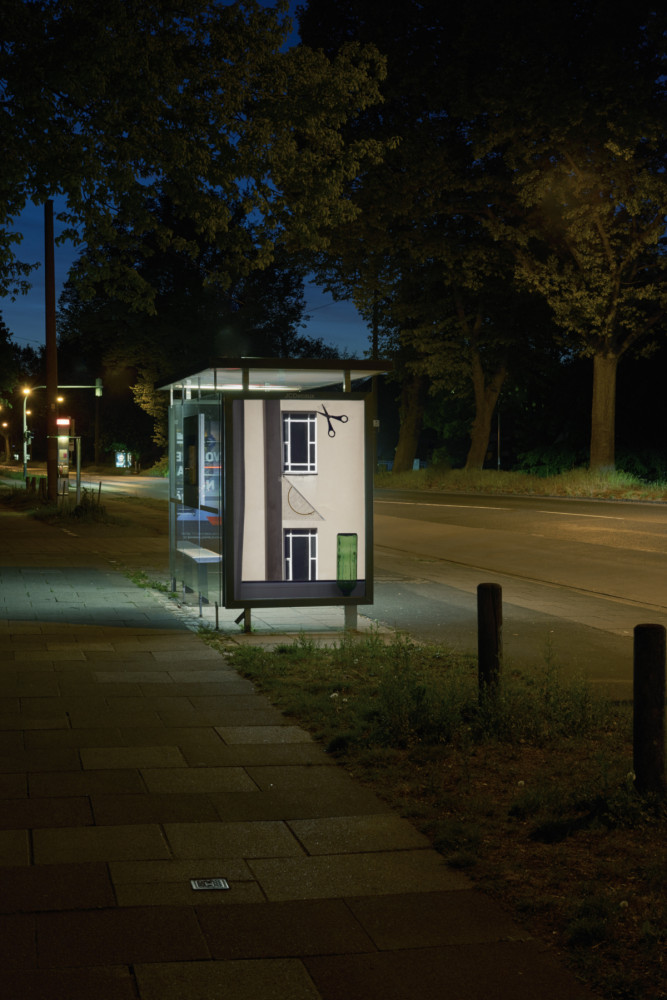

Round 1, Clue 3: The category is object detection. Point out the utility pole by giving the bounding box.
[45,201,58,502]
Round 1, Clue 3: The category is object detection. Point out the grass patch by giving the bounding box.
[0,485,44,511]
[33,487,111,524]
[0,484,116,524]
[376,466,667,502]
[0,467,24,481]
[202,632,666,1000]
[124,569,174,595]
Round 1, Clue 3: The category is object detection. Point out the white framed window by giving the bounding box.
[283,411,317,474]
[284,528,318,581]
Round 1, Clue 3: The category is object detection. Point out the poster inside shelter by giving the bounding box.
[229,396,369,604]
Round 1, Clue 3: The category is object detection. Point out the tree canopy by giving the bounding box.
[0,0,388,308]
[457,0,667,469]
[297,0,667,471]
[297,0,543,469]
[0,311,20,402]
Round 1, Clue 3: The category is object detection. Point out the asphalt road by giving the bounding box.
[372,489,667,696]
[79,473,170,500]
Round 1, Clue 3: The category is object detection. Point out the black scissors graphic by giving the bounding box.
[316,404,348,437]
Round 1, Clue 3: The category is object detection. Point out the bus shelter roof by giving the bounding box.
[156,357,392,395]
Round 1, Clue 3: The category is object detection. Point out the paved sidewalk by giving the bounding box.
[0,507,598,999]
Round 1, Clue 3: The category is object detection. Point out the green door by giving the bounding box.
[336,533,357,595]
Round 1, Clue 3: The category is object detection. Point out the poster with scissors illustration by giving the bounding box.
[225,395,371,606]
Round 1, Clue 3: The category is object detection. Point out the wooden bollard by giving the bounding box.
[633,624,666,795]
[478,583,502,700]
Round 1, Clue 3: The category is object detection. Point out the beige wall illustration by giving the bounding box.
[241,398,366,583]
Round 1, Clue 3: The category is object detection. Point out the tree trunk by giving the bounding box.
[589,351,618,472]
[464,351,507,471]
[392,373,428,473]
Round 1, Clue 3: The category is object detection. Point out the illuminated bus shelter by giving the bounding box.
[158,359,391,621]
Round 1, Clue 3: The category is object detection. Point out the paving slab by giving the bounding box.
[244,764,391,801]
[196,898,376,959]
[0,861,115,912]
[0,772,27,796]
[90,792,221,825]
[162,819,305,859]
[0,711,70,730]
[140,765,258,794]
[208,786,392,822]
[33,823,171,864]
[2,966,137,1000]
[0,796,93,829]
[116,726,225,747]
[80,745,188,770]
[108,857,256,885]
[0,747,82,772]
[24,727,124,749]
[217,725,314,744]
[304,942,596,1000]
[117,880,266,907]
[29,768,146,797]
[36,906,209,967]
[248,849,470,901]
[181,741,335,767]
[0,730,23,752]
[0,966,139,1000]
[0,913,37,967]
[345,890,531,949]
[0,828,31,865]
[135,958,321,1000]
[286,814,432,854]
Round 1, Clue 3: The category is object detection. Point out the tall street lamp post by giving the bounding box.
[22,382,100,485]
[22,387,31,479]
[1,421,9,464]
[23,386,46,480]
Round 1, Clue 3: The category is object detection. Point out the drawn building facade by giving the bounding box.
[234,397,366,603]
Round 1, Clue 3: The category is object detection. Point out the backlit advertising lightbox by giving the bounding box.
[224,394,373,607]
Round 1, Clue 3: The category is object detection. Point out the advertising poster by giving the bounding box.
[227,396,370,606]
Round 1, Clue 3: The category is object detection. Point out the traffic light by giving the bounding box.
[95,378,103,397]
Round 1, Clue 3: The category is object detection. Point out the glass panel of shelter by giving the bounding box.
[169,396,223,605]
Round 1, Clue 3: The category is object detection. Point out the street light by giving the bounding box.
[22,388,30,479]
[22,385,46,480]
[21,381,100,483]
[0,421,8,464]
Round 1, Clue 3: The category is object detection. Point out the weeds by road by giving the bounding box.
[199,631,667,1000]
[377,466,667,502]
[0,484,111,522]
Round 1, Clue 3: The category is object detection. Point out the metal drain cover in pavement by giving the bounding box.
[190,878,230,891]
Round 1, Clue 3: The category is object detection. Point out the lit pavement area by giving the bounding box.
[0,505,599,999]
